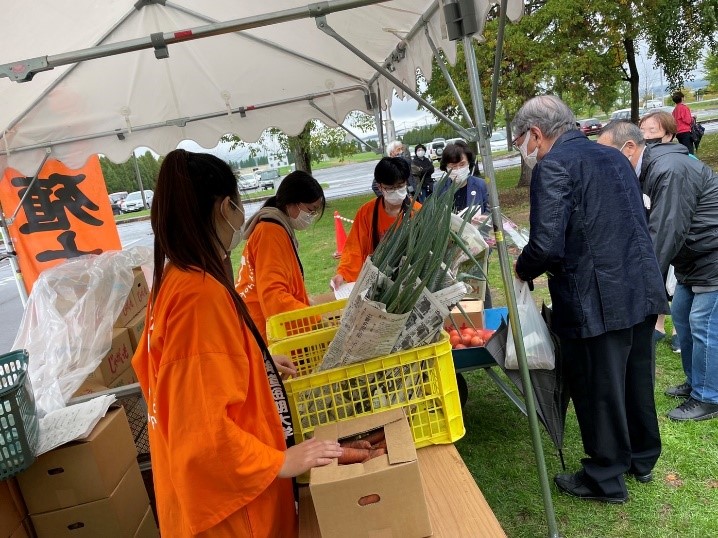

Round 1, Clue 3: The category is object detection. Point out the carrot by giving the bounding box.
[340,439,372,450]
[360,429,385,446]
[371,439,387,450]
[364,447,387,461]
[338,447,370,464]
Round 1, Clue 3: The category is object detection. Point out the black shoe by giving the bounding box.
[668,397,718,421]
[626,471,653,483]
[670,339,681,353]
[652,330,665,345]
[554,472,627,503]
[665,382,692,398]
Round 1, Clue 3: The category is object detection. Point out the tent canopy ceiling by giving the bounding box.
[0,0,522,173]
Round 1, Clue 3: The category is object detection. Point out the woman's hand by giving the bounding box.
[278,437,343,478]
[330,274,345,290]
[272,353,297,379]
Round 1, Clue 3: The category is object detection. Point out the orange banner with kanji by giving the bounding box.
[0,156,121,293]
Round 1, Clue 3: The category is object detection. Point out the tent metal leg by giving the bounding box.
[425,28,474,129]
[0,201,28,307]
[461,34,560,538]
[315,17,473,141]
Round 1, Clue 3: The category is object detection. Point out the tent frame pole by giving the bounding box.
[0,201,29,307]
[461,29,560,538]
[0,0,388,83]
[315,17,473,141]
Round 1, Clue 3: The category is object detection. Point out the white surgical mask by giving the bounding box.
[223,200,244,251]
[518,133,538,170]
[449,166,470,188]
[383,186,407,205]
[416,150,426,158]
[290,208,316,230]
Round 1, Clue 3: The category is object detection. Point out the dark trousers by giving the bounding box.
[561,315,661,497]
[676,132,695,155]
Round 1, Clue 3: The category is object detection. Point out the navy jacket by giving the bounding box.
[515,130,668,339]
[438,175,490,213]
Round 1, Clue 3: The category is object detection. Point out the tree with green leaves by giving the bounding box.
[705,51,718,91]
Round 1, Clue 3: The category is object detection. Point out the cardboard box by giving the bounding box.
[107,367,138,389]
[95,328,133,386]
[447,299,485,330]
[9,520,31,538]
[1,478,28,536]
[310,409,432,538]
[130,268,150,312]
[133,507,159,538]
[30,465,148,538]
[76,358,138,398]
[17,408,137,515]
[71,379,108,399]
[123,310,146,351]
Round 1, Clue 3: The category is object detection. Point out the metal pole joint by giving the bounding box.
[443,0,478,41]
[0,56,51,83]
[150,32,170,60]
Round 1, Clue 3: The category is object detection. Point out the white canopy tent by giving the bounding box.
[0,1,560,536]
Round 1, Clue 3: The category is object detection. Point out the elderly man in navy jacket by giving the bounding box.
[512,96,668,503]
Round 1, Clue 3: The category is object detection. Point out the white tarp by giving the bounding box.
[0,0,523,174]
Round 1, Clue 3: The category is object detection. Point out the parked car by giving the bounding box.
[445,137,466,147]
[489,131,508,152]
[578,118,603,136]
[109,191,128,216]
[258,169,279,190]
[645,99,663,109]
[608,107,647,123]
[120,190,153,213]
[238,174,259,191]
[428,139,446,161]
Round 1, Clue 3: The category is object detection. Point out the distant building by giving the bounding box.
[268,153,289,169]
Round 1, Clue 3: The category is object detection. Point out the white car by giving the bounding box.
[120,190,153,213]
[238,174,259,191]
[489,131,508,152]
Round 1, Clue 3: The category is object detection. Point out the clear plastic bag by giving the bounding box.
[505,278,555,370]
[12,247,152,416]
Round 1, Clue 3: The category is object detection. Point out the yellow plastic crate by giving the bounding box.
[269,328,465,448]
[266,299,348,342]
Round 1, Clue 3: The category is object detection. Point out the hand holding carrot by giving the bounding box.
[278,438,342,478]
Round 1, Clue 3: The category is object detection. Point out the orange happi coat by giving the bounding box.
[132,266,296,537]
[236,221,309,342]
[336,197,421,282]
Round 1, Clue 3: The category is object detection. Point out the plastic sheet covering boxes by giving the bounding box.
[310,409,431,538]
[16,408,158,537]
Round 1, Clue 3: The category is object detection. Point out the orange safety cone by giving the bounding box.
[333,211,348,259]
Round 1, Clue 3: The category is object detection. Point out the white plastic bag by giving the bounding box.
[666,265,677,297]
[505,278,555,370]
[12,247,152,416]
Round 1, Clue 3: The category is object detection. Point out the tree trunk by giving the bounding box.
[516,161,532,189]
[289,121,313,173]
[624,38,640,123]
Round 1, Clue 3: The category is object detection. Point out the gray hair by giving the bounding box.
[599,120,645,149]
[511,95,577,140]
[386,140,404,156]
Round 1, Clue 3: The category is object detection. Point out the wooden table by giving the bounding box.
[299,444,506,537]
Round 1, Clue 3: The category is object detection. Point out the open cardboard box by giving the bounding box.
[446,299,485,330]
[309,409,432,538]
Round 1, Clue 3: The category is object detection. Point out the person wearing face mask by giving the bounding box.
[332,157,421,287]
[601,113,718,422]
[236,170,326,343]
[411,143,435,202]
[372,140,416,197]
[513,95,668,504]
[438,143,489,213]
[131,150,342,537]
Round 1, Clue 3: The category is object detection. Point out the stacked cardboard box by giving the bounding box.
[73,267,149,398]
[1,477,34,537]
[16,408,158,537]
[447,299,485,329]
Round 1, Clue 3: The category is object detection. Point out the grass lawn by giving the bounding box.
[240,134,718,537]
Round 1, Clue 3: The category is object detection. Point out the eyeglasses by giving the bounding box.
[446,158,469,171]
[300,203,320,216]
[381,183,407,193]
[512,131,527,151]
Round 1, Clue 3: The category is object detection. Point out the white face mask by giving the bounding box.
[290,208,316,230]
[518,133,538,170]
[383,186,408,205]
[449,166,470,188]
[416,150,426,158]
[222,200,244,251]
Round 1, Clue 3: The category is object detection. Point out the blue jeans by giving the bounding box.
[671,283,718,404]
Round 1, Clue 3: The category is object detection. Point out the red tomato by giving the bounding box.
[454,343,467,349]
[470,336,484,347]
[449,335,462,348]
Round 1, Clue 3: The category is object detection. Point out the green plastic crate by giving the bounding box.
[0,350,39,480]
